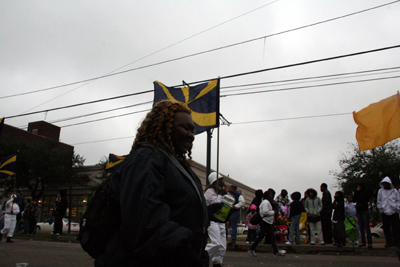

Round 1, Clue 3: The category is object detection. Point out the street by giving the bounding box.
[0,239,399,267]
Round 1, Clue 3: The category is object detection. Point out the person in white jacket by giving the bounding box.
[248,189,284,257]
[0,195,20,243]
[204,172,227,267]
[377,176,400,248]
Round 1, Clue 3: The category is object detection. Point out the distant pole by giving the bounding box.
[217,126,220,178]
[14,150,19,190]
[206,129,212,185]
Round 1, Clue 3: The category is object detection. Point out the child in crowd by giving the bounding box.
[345,195,359,245]
[332,191,346,247]
[286,192,302,245]
[245,204,258,244]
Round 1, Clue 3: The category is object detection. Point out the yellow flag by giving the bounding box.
[353,93,400,151]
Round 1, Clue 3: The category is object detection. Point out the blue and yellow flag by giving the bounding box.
[153,79,220,135]
[0,153,17,178]
[105,153,127,173]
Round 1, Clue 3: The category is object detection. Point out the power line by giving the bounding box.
[12,1,281,115]
[221,66,400,91]
[4,0,398,99]
[5,90,152,119]
[232,112,353,125]
[71,135,136,146]
[6,45,400,120]
[222,74,400,97]
[58,70,390,126]
[61,109,150,128]
[223,69,400,93]
[1,1,281,101]
[111,0,281,78]
[17,101,153,129]
[200,44,400,85]
[58,73,400,129]
[49,101,152,124]
[15,66,398,129]
[71,112,353,146]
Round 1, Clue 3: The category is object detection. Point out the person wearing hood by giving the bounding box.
[248,189,285,257]
[286,192,302,245]
[275,189,290,216]
[0,195,20,243]
[353,182,372,248]
[377,176,400,248]
[304,188,325,245]
[248,189,263,214]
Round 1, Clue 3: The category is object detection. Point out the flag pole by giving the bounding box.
[216,126,220,179]
[206,129,212,185]
[14,150,19,190]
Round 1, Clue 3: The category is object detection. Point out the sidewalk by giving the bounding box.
[228,240,399,258]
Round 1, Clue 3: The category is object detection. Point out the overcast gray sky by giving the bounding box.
[2,0,400,197]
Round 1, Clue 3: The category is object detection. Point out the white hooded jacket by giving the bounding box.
[377,177,400,216]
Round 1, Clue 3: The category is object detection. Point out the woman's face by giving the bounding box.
[171,112,195,155]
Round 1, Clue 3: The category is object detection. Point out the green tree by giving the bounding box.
[0,136,88,199]
[92,156,112,191]
[332,141,400,221]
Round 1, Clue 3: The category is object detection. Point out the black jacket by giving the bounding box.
[353,183,369,213]
[95,145,208,267]
[288,192,302,219]
[54,190,68,217]
[332,196,345,221]
[321,190,332,214]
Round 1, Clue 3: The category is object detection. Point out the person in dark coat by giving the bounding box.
[95,100,208,267]
[28,199,40,235]
[248,189,263,213]
[286,192,302,245]
[353,182,372,248]
[320,183,333,244]
[332,191,346,247]
[53,189,68,235]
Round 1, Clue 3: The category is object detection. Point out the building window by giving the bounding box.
[40,194,85,222]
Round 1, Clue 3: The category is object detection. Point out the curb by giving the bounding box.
[13,235,79,243]
[227,241,399,257]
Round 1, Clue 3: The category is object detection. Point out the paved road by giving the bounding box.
[0,239,93,267]
[1,239,399,267]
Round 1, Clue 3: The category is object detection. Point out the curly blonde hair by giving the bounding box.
[131,100,193,164]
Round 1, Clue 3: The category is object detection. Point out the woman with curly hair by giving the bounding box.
[95,100,208,267]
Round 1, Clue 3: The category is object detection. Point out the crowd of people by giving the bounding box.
[242,176,400,259]
[0,191,43,242]
[0,188,69,243]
